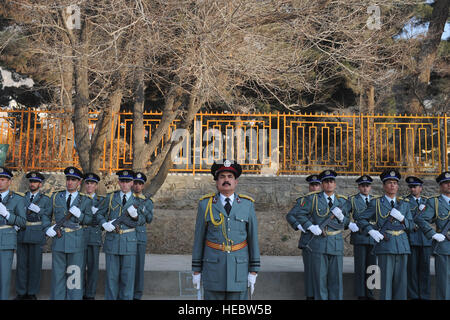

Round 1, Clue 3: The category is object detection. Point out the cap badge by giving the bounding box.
[224,160,231,167]
[390,171,395,176]
[123,171,128,176]
[69,169,74,174]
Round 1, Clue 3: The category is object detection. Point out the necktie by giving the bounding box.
[416,199,419,206]
[224,198,232,215]
[390,200,395,208]
[328,197,333,208]
[66,194,72,210]
[122,194,127,206]
[0,194,3,203]
[30,195,34,203]
[365,197,369,206]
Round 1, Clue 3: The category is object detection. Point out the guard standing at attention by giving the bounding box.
[346,175,377,300]
[81,172,104,300]
[132,171,154,300]
[15,171,50,300]
[405,176,431,300]
[295,170,349,300]
[414,171,450,300]
[0,167,26,300]
[355,168,414,300]
[43,166,93,300]
[96,170,145,300]
[192,160,260,300]
[285,174,321,300]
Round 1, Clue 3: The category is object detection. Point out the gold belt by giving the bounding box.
[63,226,82,233]
[0,225,13,230]
[386,230,405,236]
[206,240,248,252]
[26,221,42,226]
[118,228,135,234]
[325,229,343,236]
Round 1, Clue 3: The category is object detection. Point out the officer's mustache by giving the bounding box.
[222,181,231,186]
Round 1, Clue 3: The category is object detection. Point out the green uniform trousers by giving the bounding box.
[15,243,43,296]
[0,250,14,300]
[104,253,136,300]
[378,254,408,300]
[311,252,343,300]
[407,246,431,300]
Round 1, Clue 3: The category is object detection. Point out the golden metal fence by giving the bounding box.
[0,109,448,176]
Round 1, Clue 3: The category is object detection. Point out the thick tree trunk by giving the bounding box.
[132,68,146,172]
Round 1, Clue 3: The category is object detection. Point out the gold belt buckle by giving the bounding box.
[224,244,232,252]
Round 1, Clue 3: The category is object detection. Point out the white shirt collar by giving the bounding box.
[359,194,370,201]
[384,195,396,204]
[441,194,450,204]
[119,191,132,200]
[220,193,235,206]
[323,192,335,203]
[0,190,10,201]
[66,190,78,198]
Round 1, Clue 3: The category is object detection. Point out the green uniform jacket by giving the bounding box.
[96,191,145,255]
[0,191,27,250]
[355,196,414,254]
[347,194,376,246]
[286,195,313,248]
[85,194,105,246]
[18,191,51,244]
[414,195,449,256]
[295,191,350,255]
[406,195,432,247]
[192,193,260,292]
[134,194,154,244]
[43,191,93,253]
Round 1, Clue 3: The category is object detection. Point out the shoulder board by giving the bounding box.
[336,194,347,200]
[372,195,382,200]
[13,191,25,197]
[306,191,321,196]
[149,197,154,203]
[239,194,255,202]
[135,194,146,200]
[296,195,306,202]
[79,192,90,198]
[199,193,215,201]
[430,194,440,198]
[399,197,409,202]
[421,195,429,200]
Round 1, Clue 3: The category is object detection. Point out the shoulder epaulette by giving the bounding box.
[336,194,347,200]
[149,197,154,203]
[79,192,89,198]
[372,195,382,200]
[13,191,25,197]
[306,191,321,196]
[296,195,306,202]
[134,194,146,200]
[199,193,215,201]
[239,194,255,202]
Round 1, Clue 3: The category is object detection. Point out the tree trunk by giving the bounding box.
[132,68,146,172]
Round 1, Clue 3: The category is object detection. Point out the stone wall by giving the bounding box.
[11,172,441,256]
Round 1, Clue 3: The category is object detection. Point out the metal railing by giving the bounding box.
[0,109,448,176]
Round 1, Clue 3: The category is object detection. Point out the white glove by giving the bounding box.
[432,233,446,242]
[349,222,359,232]
[102,220,116,232]
[331,207,344,222]
[390,208,404,222]
[46,225,57,238]
[69,206,81,218]
[28,203,40,213]
[0,203,10,219]
[192,273,201,290]
[14,225,20,231]
[418,204,425,211]
[127,206,138,218]
[308,224,322,236]
[91,206,98,215]
[368,229,384,243]
[248,273,257,295]
[297,224,305,232]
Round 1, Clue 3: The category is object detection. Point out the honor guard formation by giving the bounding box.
[0,163,448,300]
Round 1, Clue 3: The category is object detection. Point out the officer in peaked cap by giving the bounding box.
[286,174,322,300]
[210,159,242,180]
[355,168,414,300]
[346,175,376,300]
[15,171,50,300]
[0,166,26,300]
[404,176,430,300]
[192,160,260,300]
[132,172,154,300]
[293,169,350,300]
[414,171,450,300]
[64,166,83,180]
[81,172,103,300]
[96,169,146,300]
[42,167,93,300]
